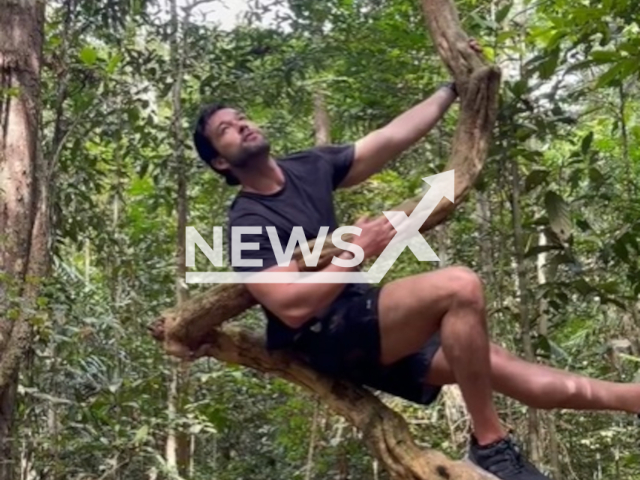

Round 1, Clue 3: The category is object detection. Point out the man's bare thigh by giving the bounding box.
[377,267,476,365]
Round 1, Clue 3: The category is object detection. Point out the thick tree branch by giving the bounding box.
[184,327,496,480]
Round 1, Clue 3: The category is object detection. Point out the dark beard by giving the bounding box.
[232,139,271,168]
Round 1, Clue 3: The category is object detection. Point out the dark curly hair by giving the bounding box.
[193,103,240,186]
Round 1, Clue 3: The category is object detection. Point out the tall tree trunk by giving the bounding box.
[166,0,191,475]
[44,4,75,474]
[307,90,328,479]
[437,224,467,448]
[617,84,633,198]
[0,1,48,478]
[110,129,124,480]
[304,401,321,480]
[475,191,493,283]
[536,231,560,478]
[313,91,331,147]
[0,374,18,480]
[499,0,543,459]
[19,434,36,480]
[509,160,541,463]
[616,83,640,334]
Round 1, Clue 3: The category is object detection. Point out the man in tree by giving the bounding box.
[192,39,640,480]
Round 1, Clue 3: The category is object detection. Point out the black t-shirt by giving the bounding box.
[228,144,362,349]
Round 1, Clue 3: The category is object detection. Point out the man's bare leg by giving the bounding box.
[428,344,640,414]
[378,266,505,445]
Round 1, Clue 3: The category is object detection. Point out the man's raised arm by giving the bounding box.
[339,85,457,188]
[339,38,484,189]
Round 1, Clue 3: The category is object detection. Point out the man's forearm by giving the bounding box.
[281,260,354,327]
[384,86,456,149]
[252,253,359,328]
[344,85,457,187]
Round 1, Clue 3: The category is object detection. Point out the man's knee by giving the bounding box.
[444,266,485,310]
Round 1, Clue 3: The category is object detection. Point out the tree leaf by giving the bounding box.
[470,12,498,31]
[573,277,592,295]
[525,169,550,192]
[79,46,98,65]
[621,353,640,365]
[596,58,638,88]
[597,281,619,295]
[600,296,627,309]
[623,232,639,254]
[549,339,571,362]
[134,425,149,444]
[538,48,560,80]
[127,107,140,124]
[106,53,122,74]
[576,219,591,232]
[536,335,552,356]
[495,2,513,23]
[589,167,604,184]
[546,30,566,50]
[510,79,527,97]
[613,237,630,263]
[581,131,594,154]
[545,191,571,242]
[496,31,518,44]
[590,50,618,64]
[596,62,623,88]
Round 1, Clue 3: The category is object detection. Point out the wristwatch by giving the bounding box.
[441,81,458,97]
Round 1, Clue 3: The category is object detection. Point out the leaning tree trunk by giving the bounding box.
[0,1,49,479]
[150,0,501,477]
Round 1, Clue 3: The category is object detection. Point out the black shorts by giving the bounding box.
[291,286,443,406]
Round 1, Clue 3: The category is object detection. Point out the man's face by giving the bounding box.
[206,108,270,171]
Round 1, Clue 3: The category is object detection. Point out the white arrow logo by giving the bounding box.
[365,169,454,282]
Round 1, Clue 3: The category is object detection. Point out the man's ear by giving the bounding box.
[212,156,230,171]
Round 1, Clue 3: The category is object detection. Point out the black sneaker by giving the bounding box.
[467,435,551,479]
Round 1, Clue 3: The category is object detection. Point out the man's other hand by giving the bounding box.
[469,38,484,55]
[353,216,397,260]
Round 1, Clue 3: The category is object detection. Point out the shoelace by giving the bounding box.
[485,440,527,475]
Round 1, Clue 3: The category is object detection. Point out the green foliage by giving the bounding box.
[17,0,640,478]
